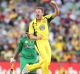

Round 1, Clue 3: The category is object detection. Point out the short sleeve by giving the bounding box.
[45,14,53,23]
[17,38,23,53]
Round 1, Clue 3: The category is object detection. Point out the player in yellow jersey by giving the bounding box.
[24,1,59,74]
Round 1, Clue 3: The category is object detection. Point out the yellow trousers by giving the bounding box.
[26,40,51,74]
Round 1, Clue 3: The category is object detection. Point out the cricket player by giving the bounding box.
[10,31,40,74]
[24,1,59,74]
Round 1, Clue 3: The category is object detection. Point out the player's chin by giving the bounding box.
[36,17,41,20]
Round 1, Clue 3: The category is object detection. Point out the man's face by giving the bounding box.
[35,9,44,20]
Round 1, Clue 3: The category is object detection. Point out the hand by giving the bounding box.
[10,58,16,63]
[37,35,43,40]
[50,0,57,6]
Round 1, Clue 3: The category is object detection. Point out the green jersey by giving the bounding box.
[17,36,37,59]
[17,36,37,71]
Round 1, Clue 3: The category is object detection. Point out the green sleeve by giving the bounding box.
[17,38,23,53]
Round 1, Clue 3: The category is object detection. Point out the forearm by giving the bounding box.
[54,3,59,15]
[13,51,19,59]
[29,34,42,40]
[50,1,60,17]
[29,34,38,40]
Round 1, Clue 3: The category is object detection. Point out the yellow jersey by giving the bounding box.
[29,14,53,40]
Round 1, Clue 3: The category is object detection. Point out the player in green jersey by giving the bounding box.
[10,31,39,74]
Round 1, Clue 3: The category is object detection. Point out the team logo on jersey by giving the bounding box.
[39,25,45,30]
[25,41,29,48]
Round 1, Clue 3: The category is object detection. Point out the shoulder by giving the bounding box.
[44,14,53,18]
[20,37,27,41]
[20,37,24,42]
[44,14,53,23]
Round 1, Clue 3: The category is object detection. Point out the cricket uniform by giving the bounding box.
[29,14,53,74]
[17,36,37,74]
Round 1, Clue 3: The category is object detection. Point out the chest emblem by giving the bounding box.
[39,25,45,31]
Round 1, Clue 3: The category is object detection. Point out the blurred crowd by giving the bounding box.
[0,0,80,62]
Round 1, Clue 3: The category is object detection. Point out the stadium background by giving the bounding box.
[0,0,80,74]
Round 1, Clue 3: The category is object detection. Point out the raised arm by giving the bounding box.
[50,1,60,17]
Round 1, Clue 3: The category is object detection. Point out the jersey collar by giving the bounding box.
[34,16,45,23]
